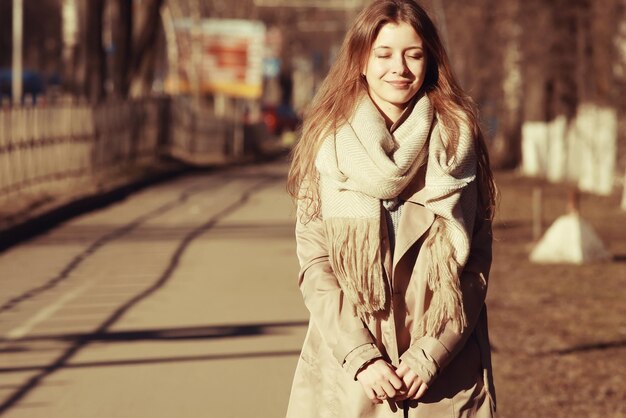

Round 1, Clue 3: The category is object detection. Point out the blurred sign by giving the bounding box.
[165,19,265,99]
[253,0,364,8]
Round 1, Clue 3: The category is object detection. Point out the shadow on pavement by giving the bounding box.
[613,254,626,263]
[0,181,216,315]
[28,222,296,245]
[0,176,278,415]
[541,339,626,356]
[1,350,303,374]
[5,321,308,344]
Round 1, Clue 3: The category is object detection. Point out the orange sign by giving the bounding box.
[166,19,265,98]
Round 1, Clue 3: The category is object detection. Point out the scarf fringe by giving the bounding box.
[416,217,468,337]
[324,218,387,319]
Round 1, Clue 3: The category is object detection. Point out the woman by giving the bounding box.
[286,0,497,417]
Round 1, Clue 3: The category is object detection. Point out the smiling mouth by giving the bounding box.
[386,80,412,88]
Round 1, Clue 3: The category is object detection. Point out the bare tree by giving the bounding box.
[112,0,133,97]
[83,0,106,102]
[127,0,166,96]
[0,0,12,68]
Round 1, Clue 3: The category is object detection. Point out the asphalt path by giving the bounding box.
[0,160,306,418]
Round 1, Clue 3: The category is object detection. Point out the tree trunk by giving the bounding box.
[128,0,165,97]
[113,0,133,97]
[84,0,106,103]
[491,0,522,169]
[518,0,554,176]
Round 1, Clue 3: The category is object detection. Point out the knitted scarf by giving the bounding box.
[315,93,477,337]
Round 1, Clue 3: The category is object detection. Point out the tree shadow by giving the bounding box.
[26,222,296,245]
[612,254,626,263]
[1,349,304,374]
[0,182,201,314]
[541,339,626,356]
[0,171,283,314]
[0,176,278,414]
[6,321,308,345]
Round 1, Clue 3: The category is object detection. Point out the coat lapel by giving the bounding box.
[388,162,435,276]
[393,200,435,273]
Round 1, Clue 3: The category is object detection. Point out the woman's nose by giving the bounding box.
[391,56,408,75]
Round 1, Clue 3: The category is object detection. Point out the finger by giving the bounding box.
[412,383,428,400]
[380,381,397,398]
[372,387,387,403]
[395,363,408,377]
[406,380,420,399]
[385,370,404,390]
[400,369,417,388]
[365,386,383,404]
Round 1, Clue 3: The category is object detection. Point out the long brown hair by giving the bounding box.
[287,0,497,222]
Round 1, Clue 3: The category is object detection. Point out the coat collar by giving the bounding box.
[392,163,435,273]
[393,201,435,271]
[380,198,434,286]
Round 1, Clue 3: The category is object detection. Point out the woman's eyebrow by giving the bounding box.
[372,45,423,51]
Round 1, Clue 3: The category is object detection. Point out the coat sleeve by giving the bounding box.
[399,204,493,386]
[295,204,383,378]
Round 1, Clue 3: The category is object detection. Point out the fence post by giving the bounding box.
[0,103,9,193]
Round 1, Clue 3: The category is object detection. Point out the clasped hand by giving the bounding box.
[356,359,428,404]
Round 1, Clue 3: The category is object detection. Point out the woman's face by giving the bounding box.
[363,21,427,121]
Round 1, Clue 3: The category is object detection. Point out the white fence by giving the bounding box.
[0,96,276,214]
[169,98,235,165]
[0,97,168,206]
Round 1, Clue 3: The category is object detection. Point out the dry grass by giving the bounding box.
[489,171,626,418]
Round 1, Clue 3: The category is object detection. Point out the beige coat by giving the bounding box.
[286,169,496,418]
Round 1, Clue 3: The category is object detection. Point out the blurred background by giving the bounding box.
[0,1,625,417]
